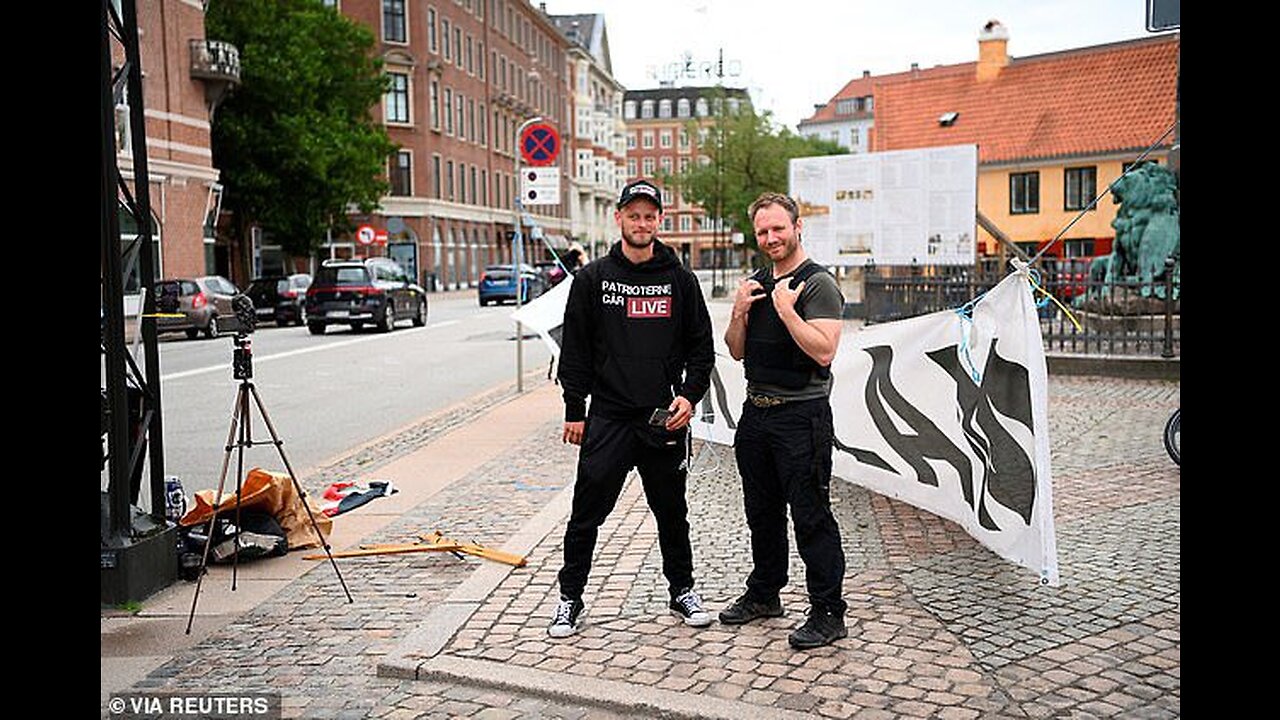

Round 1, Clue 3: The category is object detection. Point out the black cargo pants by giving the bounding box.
[557,412,694,602]
[733,397,847,614]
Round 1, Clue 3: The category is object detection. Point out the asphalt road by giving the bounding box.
[101,291,553,505]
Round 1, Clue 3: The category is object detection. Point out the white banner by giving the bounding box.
[519,268,1058,585]
[510,276,572,362]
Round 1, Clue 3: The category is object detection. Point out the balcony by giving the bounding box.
[190,39,241,84]
[190,39,241,114]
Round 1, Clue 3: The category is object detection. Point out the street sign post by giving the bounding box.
[519,122,561,166]
[521,167,561,205]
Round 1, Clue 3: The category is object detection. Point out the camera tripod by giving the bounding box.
[185,333,352,634]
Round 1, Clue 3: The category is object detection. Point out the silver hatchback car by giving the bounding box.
[154,275,243,339]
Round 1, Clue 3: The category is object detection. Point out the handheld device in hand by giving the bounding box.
[649,408,673,426]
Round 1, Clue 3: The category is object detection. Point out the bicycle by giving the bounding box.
[1163,408,1180,466]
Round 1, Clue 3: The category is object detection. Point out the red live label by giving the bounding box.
[627,296,671,318]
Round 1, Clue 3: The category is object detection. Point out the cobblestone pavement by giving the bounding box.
[114,374,1179,719]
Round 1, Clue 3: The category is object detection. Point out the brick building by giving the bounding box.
[111,0,238,303]
[622,85,752,269]
[328,0,573,291]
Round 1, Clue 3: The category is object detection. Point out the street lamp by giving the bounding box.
[513,114,543,393]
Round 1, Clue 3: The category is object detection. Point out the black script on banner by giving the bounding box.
[835,341,1036,530]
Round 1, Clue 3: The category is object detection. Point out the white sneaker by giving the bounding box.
[547,596,585,638]
[669,588,712,627]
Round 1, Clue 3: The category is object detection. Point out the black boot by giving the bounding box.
[787,605,847,649]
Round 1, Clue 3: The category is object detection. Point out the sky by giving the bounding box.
[540,0,1175,131]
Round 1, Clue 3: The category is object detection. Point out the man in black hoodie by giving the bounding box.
[548,179,716,638]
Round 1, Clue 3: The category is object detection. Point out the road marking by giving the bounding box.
[162,320,462,381]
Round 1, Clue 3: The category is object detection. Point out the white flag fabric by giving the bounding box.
[510,277,573,363]
[693,268,1058,586]
[524,266,1058,585]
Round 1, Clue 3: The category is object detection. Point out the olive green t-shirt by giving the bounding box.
[745,261,844,401]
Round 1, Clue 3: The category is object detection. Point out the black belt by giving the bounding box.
[747,393,787,408]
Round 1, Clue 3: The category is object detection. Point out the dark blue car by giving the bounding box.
[478,263,546,306]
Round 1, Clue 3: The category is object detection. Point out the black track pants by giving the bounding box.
[558,413,693,601]
[733,398,847,614]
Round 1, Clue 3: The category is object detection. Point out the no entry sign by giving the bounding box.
[519,123,561,166]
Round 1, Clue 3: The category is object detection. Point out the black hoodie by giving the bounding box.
[557,239,714,422]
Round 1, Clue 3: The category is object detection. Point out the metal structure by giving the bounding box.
[861,259,1180,359]
[101,0,174,603]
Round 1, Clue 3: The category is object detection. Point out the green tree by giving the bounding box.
[207,0,396,258]
[662,93,844,267]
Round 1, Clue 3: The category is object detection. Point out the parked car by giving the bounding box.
[154,275,243,339]
[478,263,547,306]
[305,257,426,335]
[245,273,312,327]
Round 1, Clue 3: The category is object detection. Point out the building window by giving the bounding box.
[695,97,708,117]
[427,7,438,52]
[626,132,636,149]
[465,35,473,74]
[481,169,488,205]
[661,216,673,232]
[446,160,455,200]
[679,215,692,232]
[444,88,453,134]
[457,162,467,203]
[454,27,462,67]
[642,131,654,149]
[1010,171,1039,215]
[642,157,654,175]
[658,99,672,118]
[678,129,689,150]
[1064,166,1097,211]
[677,98,690,118]
[478,102,486,145]
[660,130,672,148]
[442,18,451,60]
[627,158,637,177]
[456,94,465,140]
[432,154,442,199]
[468,98,476,142]
[660,156,672,174]
[385,72,410,123]
[383,0,406,43]
[429,79,441,130]
[850,127,860,148]
[478,41,485,79]
[390,150,412,196]
[624,100,637,119]
[641,100,654,119]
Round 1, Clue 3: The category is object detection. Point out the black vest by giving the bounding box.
[743,261,833,389]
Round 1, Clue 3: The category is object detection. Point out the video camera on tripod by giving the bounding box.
[231,294,256,380]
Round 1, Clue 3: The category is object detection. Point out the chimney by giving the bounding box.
[862,70,870,78]
[977,19,1009,81]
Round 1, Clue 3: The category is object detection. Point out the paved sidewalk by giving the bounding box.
[102,370,1179,719]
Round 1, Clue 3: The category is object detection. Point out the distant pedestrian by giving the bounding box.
[720,191,848,649]
[548,179,716,638]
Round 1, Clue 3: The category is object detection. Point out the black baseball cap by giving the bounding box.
[617,179,663,211]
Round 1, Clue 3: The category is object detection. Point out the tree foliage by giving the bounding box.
[662,94,844,265]
[207,0,396,256]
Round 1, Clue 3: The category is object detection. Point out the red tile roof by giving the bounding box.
[873,35,1178,164]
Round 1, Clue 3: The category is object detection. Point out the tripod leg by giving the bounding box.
[186,384,247,634]
[247,383,353,603]
[229,383,252,592]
